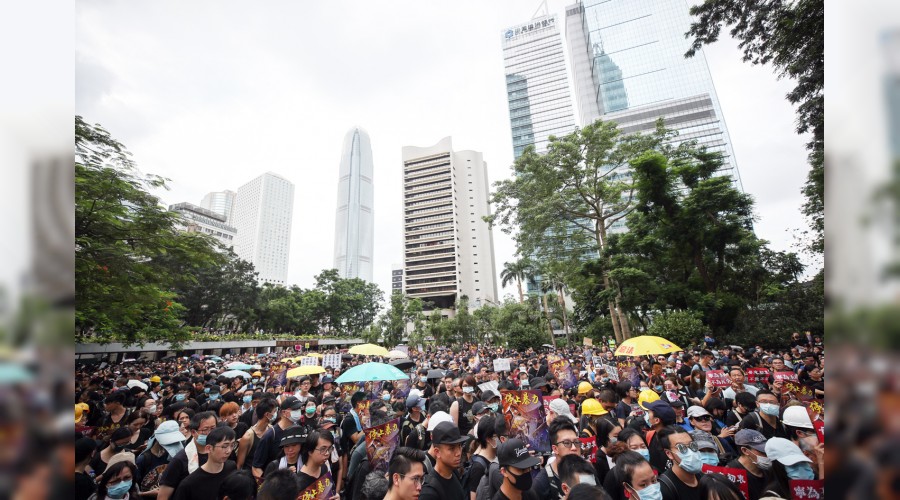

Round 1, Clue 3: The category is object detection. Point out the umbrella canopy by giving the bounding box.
[387,350,407,359]
[614,336,683,357]
[426,369,445,379]
[190,354,203,360]
[390,359,416,371]
[305,353,323,358]
[287,365,326,378]
[220,370,251,379]
[348,344,390,357]
[341,353,353,360]
[126,379,148,391]
[541,344,554,348]
[226,362,254,371]
[334,362,408,384]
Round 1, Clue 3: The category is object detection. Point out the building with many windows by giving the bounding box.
[169,202,237,248]
[200,190,236,223]
[391,265,403,293]
[333,127,374,282]
[401,137,498,311]
[232,172,294,286]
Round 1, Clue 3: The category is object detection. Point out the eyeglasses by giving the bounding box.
[214,442,238,451]
[672,442,699,454]
[554,440,580,449]
[399,473,425,486]
[197,427,216,434]
[315,445,334,454]
[691,415,712,422]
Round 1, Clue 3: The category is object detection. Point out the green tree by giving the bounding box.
[500,259,532,304]
[685,0,824,254]
[454,296,475,345]
[494,300,549,351]
[312,270,384,337]
[405,298,427,348]
[646,310,707,350]
[382,291,408,348]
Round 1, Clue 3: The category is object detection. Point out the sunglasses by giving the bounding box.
[691,415,712,422]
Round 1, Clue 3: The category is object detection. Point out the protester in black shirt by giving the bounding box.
[263,425,305,477]
[158,411,218,500]
[74,438,97,500]
[173,426,238,500]
[420,421,470,500]
[494,438,541,500]
[296,429,335,492]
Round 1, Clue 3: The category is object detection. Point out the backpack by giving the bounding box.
[475,461,500,500]
[461,454,489,492]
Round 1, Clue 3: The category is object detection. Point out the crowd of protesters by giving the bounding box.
[74,332,824,500]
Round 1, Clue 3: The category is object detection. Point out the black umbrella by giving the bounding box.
[390,359,416,371]
[427,369,445,379]
[341,353,353,360]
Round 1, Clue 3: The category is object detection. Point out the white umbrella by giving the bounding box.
[387,350,407,359]
[220,370,251,379]
[126,379,148,391]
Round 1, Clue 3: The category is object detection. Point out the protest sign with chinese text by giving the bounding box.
[789,479,824,499]
[579,437,598,463]
[500,389,549,454]
[548,355,577,390]
[746,367,769,384]
[774,371,799,383]
[300,357,318,367]
[299,471,333,500]
[701,465,749,500]
[338,382,361,414]
[706,370,731,388]
[355,399,372,429]
[323,354,342,370]
[493,358,511,372]
[616,361,640,386]
[364,418,400,472]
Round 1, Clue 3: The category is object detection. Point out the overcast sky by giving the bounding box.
[75,0,812,301]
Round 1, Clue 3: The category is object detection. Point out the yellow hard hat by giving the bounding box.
[252,371,262,377]
[75,403,90,423]
[149,376,161,383]
[577,381,593,395]
[638,389,660,410]
[581,398,608,416]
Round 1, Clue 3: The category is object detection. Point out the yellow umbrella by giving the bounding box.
[287,365,325,378]
[614,336,682,357]
[348,343,390,356]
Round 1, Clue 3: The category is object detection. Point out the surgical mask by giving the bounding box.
[754,454,773,470]
[382,394,391,401]
[510,469,533,491]
[579,474,596,486]
[420,376,428,383]
[632,482,661,500]
[204,388,210,394]
[243,395,252,404]
[785,462,815,480]
[654,385,663,392]
[760,403,780,417]
[520,382,529,388]
[251,378,259,384]
[677,449,703,474]
[643,413,652,427]
[488,403,499,413]
[209,393,219,401]
[694,377,701,384]
[601,377,609,384]
[195,434,208,446]
[637,448,651,461]
[463,387,474,394]
[323,417,337,424]
[175,393,186,402]
[147,405,157,414]
[608,437,618,445]
[290,409,304,422]
[700,451,719,466]
[306,406,317,416]
[162,442,184,457]
[106,480,132,498]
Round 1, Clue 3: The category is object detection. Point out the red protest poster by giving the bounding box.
[804,400,824,421]
[702,465,749,500]
[813,419,824,443]
[299,471,333,500]
[782,381,814,402]
[789,479,824,499]
[774,371,799,383]
[579,437,597,463]
[364,418,400,472]
[542,395,558,415]
[746,367,769,384]
[706,370,731,388]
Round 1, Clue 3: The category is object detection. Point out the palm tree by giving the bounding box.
[541,268,572,345]
[500,259,531,304]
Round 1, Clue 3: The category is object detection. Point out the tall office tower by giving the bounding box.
[401,137,498,311]
[391,265,403,293]
[169,202,237,248]
[565,0,744,198]
[333,127,375,282]
[501,14,579,159]
[232,172,295,286]
[200,190,236,223]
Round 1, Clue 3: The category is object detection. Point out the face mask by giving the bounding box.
[323,417,337,424]
[251,378,259,384]
[488,403,499,413]
[204,388,210,394]
[195,434,208,446]
[601,378,609,384]
[112,443,127,452]
[760,403,780,417]
[608,437,618,445]
[694,377,701,384]
[382,394,392,401]
[175,394,186,402]
[306,406,317,416]
[643,413,652,427]
[637,448,651,461]
[463,386,474,394]
[290,409,304,422]
[146,405,157,414]
[162,442,184,457]
[106,480,132,499]
[209,393,220,401]
[509,469,533,491]
[676,449,703,474]
[754,454,773,470]
[654,386,663,392]
[243,395,252,404]
[785,462,815,480]
[579,474,596,486]
[632,482,662,500]
[420,376,428,383]
[700,451,719,466]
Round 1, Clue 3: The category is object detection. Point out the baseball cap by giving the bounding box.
[280,396,304,411]
[529,377,548,389]
[765,437,812,465]
[497,438,542,469]
[481,390,500,402]
[127,379,148,391]
[472,402,489,415]
[431,421,471,445]
[637,389,660,410]
[322,376,334,384]
[581,398,607,416]
[577,381,593,395]
[686,406,710,419]
[107,451,136,468]
[549,398,578,423]
[252,371,262,377]
[644,401,676,425]
[690,430,717,451]
[406,392,426,409]
[427,411,454,431]
[782,406,814,429]
[734,429,768,452]
[280,426,308,447]
[154,420,185,446]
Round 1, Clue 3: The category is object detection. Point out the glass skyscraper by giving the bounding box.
[333,126,375,283]
[565,0,743,199]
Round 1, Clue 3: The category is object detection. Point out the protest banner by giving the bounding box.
[702,465,749,500]
[746,367,769,384]
[616,361,640,386]
[813,419,824,443]
[478,380,499,394]
[338,382,361,414]
[356,399,372,429]
[601,362,620,382]
[706,370,731,388]
[804,400,824,421]
[583,337,593,347]
[364,418,400,472]
[782,381,815,406]
[365,381,384,401]
[392,378,412,400]
[323,354,342,370]
[579,437,598,463]
[299,471,333,500]
[789,479,824,499]
[500,389,550,454]
[548,356,577,390]
[300,357,318,367]
[774,371,799,383]
[493,358,511,372]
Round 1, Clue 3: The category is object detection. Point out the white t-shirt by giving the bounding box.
[723,384,759,400]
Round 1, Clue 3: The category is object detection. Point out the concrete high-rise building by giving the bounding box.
[401,137,498,311]
[169,202,237,248]
[200,190,236,223]
[391,265,403,293]
[502,13,579,159]
[333,127,374,282]
[565,0,743,200]
[232,172,294,286]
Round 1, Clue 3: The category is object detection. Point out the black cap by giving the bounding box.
[431,421,471,445]
[497,438,541,469]
[481,390,499,402]
[75,437,97,463]
[279,396,303,411]
[279,426,308,447]
[529,377,548,389]
[472,402,488,415]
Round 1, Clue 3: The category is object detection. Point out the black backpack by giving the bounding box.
[461,454,489,492]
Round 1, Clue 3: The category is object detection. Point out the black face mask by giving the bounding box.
[509,469,533,491]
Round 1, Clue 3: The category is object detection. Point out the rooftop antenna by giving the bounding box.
[531,0,549,19]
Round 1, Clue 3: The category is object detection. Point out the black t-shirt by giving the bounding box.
[160,448,209,489]
[172,461,237,500]
[340,413,361,452]
[659,468,702,500]
[296,464,329,493]
[739,413,788,440]
[465,455,490,493]
[727,458,768,500]
[74,471,95,500]
[251,425,287,470]
[136,448,172,491]
[456,396,476,436]
[263,457,300,478]
[420,468,466,500]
